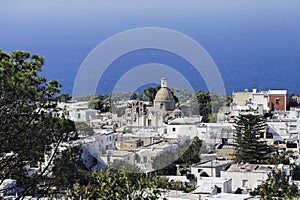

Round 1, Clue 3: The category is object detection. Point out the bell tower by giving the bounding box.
[161,77,167,88]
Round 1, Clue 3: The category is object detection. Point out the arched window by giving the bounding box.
[160,103,164,109]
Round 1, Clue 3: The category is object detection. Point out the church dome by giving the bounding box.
[155,87,174,102]
[154,77,175,111]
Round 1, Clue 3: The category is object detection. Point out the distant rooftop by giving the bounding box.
[196,177,231,185]
[192,159,233,168]
[106,150,133,157]
[268,89,287,95]
[226,164,278,173]
[168,116,202,125]
[205,193,252,200]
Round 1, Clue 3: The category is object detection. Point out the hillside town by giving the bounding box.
[3,77,300,199]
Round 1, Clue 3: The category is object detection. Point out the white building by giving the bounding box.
[69,109,100,122]
[232,88,287,115]
[97,141,179,173]
[194,177,232,194]
[191,160,233,178]
[135,142,179,172]
[221,164,290,192]
[197,123,235,147]
[57,101,101,122]
[81,130,120,169]
[167,117,201,138]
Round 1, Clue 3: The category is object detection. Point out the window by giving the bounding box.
[77,113,81,119]
[286,142,297,148]
[143,157,147,163]
[160,103,164,109]
[172,128,176,132]
[276,98,280,105]
[242,179,248,188]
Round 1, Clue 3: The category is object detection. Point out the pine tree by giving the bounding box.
[0,50,77,197]
[234,114,269,164]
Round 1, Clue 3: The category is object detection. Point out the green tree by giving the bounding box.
[88,94,110,112]
[143,87,158,103]
[265,150,290,165]
[67,165,161,199]
[130,92,138,100]
[177,137,202,165]
[75,121,95,136]
[194,91,231,122]
[292,164,300,180]
[233,114,269,164]
[0,50,76,197]
[170,89,179,104]
[195,91,211,122]
[252,170,298,199]
[57,93,72,103]
[73,94,94,102]
[51,146,91,192]
[152,151,177,175]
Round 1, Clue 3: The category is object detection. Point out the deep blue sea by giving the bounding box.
[1,0,300,96]
[53,47,300,97]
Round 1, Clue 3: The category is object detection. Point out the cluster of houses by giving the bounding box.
[3,77,300,199]
[69,78,300,199]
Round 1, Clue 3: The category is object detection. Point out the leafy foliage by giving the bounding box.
[193,91,232,122]
[177,137,202,165]
[264,150,290,165]
[143,86,160,103]
[152,151,177,175]
[292,165,300,181]
[67,165,161,199]
[152,137,203,175]
[156,176,196,193]
[88,94,110,112]
[73,94,94,102]
[57,93,72,103]
[129,92,143,100]
[75,121,94,136]
[252,170,298,199]
[51,146,91,191]
[170,89,196,103]
[233,114,270,164]
[0,50,76,196]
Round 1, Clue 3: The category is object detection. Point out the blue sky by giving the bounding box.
[1,0,300,95]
